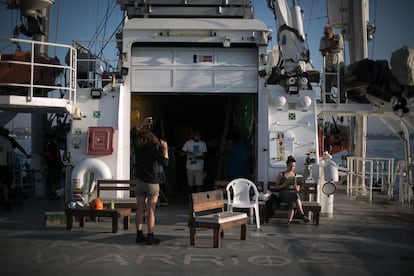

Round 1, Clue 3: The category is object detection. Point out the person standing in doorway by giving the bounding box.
[0,130,13,210]
[182,130,207,193]
[134,128,169,245]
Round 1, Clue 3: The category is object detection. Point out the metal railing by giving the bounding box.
[71,40,119,89]
[321,55,342,104]
[346,156,394,202]
[393,160,414,204]
[0,38,76,106]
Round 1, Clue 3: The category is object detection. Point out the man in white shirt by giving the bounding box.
[182,130,207,193]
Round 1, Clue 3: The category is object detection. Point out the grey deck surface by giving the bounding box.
[1,185,413,276]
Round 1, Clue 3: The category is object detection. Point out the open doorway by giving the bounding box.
[130,94,257,201]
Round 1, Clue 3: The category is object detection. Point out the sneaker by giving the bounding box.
[135,232,146,243]
[146,234,160,245]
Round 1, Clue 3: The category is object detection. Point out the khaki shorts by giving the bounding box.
[135,178,160,197]
[186,169,204,186]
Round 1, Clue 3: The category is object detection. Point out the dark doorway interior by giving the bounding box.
[131,94,256,202]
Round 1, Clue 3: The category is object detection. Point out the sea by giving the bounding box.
[332,137,414,166]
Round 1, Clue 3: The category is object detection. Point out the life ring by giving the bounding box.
[71,158,112,202]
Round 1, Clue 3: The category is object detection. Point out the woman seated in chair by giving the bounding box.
[275,155,310,226]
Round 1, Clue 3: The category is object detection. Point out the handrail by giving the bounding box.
[321,54,342,104]
[0,37,77,106]
[346,156,394,202]
[393,160,414,204]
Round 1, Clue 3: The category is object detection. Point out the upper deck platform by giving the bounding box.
[0,38,76,114]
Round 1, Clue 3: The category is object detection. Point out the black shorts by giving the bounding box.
[279,190,300,210]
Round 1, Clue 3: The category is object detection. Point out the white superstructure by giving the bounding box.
[1,0,413,211]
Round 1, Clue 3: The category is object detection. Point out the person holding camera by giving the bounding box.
[133,128,169,245]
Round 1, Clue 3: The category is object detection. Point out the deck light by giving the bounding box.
[91,88,102,99]
[121,67,129,76]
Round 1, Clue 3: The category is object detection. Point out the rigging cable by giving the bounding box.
[52,0,61,56]
[303,0,315,68]
[100,0,111,57]
[87,0,117,49]
[369,0,377,59]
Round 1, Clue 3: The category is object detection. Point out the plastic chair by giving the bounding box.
[226,178,260,229]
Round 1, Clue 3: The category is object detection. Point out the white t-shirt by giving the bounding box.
[0,136,13,166]
[182,139,207,170]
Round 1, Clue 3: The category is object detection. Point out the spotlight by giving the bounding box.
[121,67,129,76]
[223,37,231,48]
[90,88,102,99]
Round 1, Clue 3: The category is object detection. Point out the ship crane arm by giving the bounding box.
[266,0,315,94]
[267,0,310,75]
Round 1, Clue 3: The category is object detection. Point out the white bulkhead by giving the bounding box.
[257,83,320,189]
[70,17,273,200]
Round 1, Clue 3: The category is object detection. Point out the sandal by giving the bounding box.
[302,215,310,223]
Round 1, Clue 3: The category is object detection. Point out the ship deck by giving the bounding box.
[0,185,413,276]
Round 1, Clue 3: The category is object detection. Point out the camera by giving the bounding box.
[145,117,153,125]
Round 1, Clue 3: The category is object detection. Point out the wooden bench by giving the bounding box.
[261,182,321,225]
[188,190,249,248]
[96,179,137,209]
[299,183,321,225]
[65,207,131,233]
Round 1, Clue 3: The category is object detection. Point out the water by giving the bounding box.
[14,138,31,155]
[332,137,414,166]
[367,138,413,159]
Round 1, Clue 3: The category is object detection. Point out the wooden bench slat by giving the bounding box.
[189,190,248,248]
[65,208,131,233]
[96,179,137,209]
[258,182,321,225]
[192,200,225,212]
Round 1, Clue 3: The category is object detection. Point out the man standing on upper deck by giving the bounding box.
[319,24,345,102]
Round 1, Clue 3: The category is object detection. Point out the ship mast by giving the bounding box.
[2,0,56,196]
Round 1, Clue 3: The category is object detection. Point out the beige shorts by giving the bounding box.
[186,169,204,186]
[135,178,160,197]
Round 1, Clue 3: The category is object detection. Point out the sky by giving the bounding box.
[1,0,414,132]
[2,0,413,69]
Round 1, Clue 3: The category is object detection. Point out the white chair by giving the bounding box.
[226,178,260,229]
